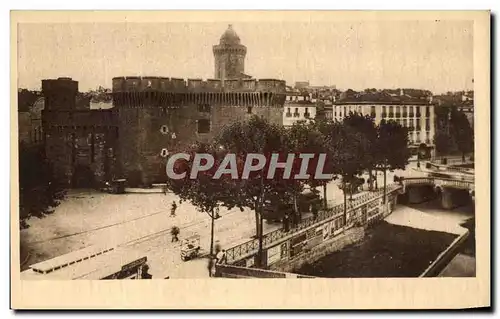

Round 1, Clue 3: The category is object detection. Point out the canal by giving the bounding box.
[295,198,475,278]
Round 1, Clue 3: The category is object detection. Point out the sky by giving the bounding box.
[17,21,473,94]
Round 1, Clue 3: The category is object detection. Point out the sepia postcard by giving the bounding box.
[10,10,490,309]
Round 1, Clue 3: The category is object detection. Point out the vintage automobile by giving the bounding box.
[102,179,126,194]
[180,235,201,261]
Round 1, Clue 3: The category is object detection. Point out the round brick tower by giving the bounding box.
[213,24,247,80]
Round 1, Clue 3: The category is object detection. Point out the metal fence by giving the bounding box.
[402,176,474,187]
[430,155,474,166]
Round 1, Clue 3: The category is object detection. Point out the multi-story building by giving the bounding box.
[41,25,286,188]
[282,86,315,126]
[332,89,435,157]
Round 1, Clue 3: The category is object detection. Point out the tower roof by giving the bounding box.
[219,24,241,45]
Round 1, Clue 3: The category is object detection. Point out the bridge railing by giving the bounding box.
[226,184,401,263]
[402,177,435,185]
[437,179,475,189]
[431,155,474,165]
[401,177,474,192]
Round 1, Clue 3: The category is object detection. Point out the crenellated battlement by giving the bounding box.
[112,76,286,94]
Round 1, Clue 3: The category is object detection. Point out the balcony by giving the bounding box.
[381,112,387,118]
[389,113,394,118]
[370,112,376,118]
[409,112,414,117]
[416,112,421,117]
[304,113,311,119]
[293,113,300,118]
[285,112,292,118]
[395,112,401,118]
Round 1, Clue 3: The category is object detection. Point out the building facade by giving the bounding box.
[42,25,286,188]
[333,90,436,157]
[282,92,316,127]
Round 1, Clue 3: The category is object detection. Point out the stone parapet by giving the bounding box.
[112,76,286,94]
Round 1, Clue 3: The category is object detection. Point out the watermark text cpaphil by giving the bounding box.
[166,153,334,180]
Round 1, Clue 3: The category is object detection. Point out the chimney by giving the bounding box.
[400,88,404,96]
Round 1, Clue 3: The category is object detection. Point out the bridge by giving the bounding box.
[399,172,474,209]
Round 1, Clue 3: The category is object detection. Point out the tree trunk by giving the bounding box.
[370,170,375,190]
[257,172,265,267]
[293,190,298,217]
[210,210,215,257]
[323,183,328,208]
[383,169,387,204]
[462,152,465,163]
[254,211,260,238]
[343,187,347,227]
[374,171,378,190]
[257,212,264,267]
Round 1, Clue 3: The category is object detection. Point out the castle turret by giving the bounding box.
[213,25,247,80]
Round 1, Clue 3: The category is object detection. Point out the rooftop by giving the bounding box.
[219,24,241,46]
[335,90,431,105]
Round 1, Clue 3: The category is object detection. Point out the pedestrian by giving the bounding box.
[171,226,180,243]
[214,241,222,255]
[311,203,319,220]
[141,263,153,279]
[170,201,178,217]
[283,213,290,232]
[216,249,227,264]
[207,257,215,277]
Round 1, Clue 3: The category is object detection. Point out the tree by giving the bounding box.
[311,118,339,207]
[215,116,287,267]
[450,108,474,162]
[19,143,66,229]
[434,130,457,156]
[287,120,336,210]
[324,121,365,224]
[164,142,242,259]
[374,120,411,204]
[342,112,378,190]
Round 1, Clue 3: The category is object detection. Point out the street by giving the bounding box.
[21,161,425,278]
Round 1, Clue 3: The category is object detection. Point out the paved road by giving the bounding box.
[21,162,423,277]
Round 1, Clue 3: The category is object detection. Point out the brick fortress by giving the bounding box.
[42,25,286,188]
